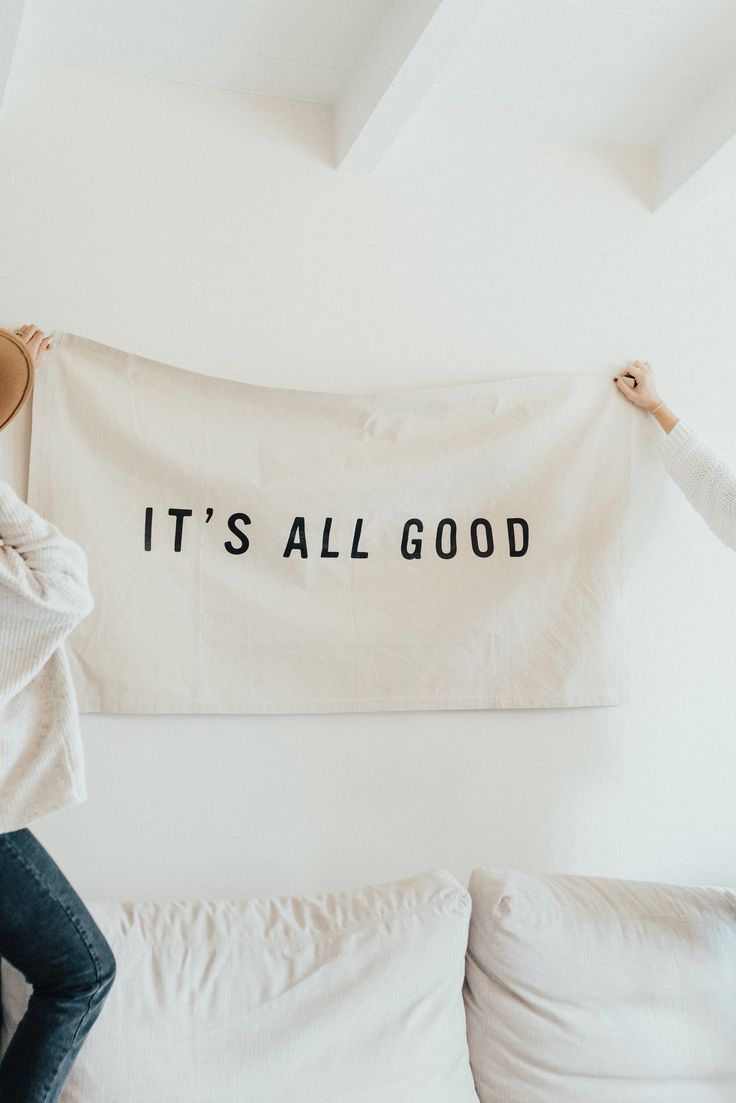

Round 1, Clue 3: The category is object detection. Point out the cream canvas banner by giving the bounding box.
[27,334,629,714]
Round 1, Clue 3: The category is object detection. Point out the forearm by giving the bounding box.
[659,423,736,552]
[614,363,736,550]
[649,400,680,435]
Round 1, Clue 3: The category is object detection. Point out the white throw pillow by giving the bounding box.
[465,867,736,1103]
[1,869,478,1103]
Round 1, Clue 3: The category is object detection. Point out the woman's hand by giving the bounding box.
[14,323,53,368]
[614,360,661,411]
[613,360,679,434]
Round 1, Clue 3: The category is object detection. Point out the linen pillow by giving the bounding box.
[1,868,478,1103]
[465,867,736,1103]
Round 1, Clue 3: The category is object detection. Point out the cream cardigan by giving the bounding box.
[0,479,93,832]
[660,420,736,553]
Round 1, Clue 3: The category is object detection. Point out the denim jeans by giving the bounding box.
[0,828,116,1102]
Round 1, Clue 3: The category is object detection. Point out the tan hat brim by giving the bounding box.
[0,329,35,432]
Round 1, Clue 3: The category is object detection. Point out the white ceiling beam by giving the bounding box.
[335,0,486,173]
[654,66,736,217]
[0,0,25,110]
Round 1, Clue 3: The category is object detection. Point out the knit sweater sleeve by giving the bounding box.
[0,480,94,617]
[0,480,94,707]
[659,420,736,552]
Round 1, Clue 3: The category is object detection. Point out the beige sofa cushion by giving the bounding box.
[1,869,478,1103]
[465,867,736,1102]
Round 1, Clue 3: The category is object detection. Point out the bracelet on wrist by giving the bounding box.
[648,399,665,415]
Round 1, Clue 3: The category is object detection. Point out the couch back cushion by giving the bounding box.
[0,869,478,1103]
[464,867,736,1103]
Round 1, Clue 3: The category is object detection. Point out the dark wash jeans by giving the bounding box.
[0,829,116,1102]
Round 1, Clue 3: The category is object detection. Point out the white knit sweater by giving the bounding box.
[660,420,736,552]
[0,479,93,832]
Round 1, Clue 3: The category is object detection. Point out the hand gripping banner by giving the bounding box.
[28,334,629,714]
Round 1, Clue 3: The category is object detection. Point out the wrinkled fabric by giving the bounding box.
[465,867,736,1103]
[1,869,478,1103]
[28,333,629,714]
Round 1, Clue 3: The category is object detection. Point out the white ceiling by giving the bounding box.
[17,0,396,104]
[423,0,736,151]
[6,0,736,211]
[15,0,736,154]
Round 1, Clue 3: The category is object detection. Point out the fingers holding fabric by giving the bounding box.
[14,323,53,365]
[613,360,661,411]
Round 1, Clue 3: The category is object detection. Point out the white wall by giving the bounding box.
[1,58,734,901]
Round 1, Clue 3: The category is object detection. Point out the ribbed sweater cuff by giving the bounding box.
[658,419,695,469]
